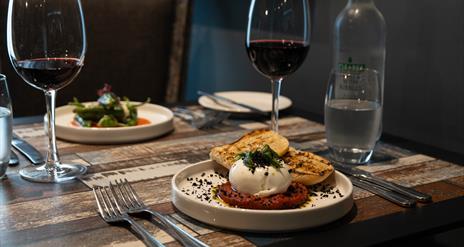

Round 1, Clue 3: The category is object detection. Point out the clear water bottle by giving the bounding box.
[325,0,386,164]
[333,0,386,85]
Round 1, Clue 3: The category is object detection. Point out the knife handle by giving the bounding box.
[360,175,432,202]
[11,140,44,165]
[351,178,416,207]
[197,91,268,116]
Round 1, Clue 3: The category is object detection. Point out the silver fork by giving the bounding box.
[93,186,165,247]
[111,179,209,247]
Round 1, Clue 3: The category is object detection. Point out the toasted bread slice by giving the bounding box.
[210,130,289,169]
[283,147,334,185]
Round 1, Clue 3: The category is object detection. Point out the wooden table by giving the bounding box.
[1,107,464,246]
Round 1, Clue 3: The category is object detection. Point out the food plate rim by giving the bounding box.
[55,101,173,131]
[53,101,174,144]
[171,159,354,231]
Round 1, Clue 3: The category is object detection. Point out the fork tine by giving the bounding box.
[101,186,119,216]
[114,179,133,209]
[97,186,113,217]
[93,187,107,218]
[95,186,167,247]
[123,178,145,207]
[109,182,125,214]
[115,180,207,247]
[119,179,141,207]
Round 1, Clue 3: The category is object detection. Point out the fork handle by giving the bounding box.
[126,216,166,247]
[146,209,209,247]
[356,174,432,202]
[351,178,416,207]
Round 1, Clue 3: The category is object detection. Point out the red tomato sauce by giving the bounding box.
[217,182,309,210]
[137,117,150,125]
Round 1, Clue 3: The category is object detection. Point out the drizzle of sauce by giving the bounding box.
[137,117,150,125]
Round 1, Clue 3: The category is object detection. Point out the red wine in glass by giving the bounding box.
[15,58,83,91]
[246,0,310,132]
[246,40,309,79]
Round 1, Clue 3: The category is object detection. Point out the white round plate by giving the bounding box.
[198,91,292,113]
[171,160,353,232]
[54,102,174,144]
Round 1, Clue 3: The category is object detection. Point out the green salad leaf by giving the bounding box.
[70,84,150,128]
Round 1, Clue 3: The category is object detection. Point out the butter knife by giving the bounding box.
[9,151,19,166]
[11,134,44,165]
[350,176,416,207]
[333,163,432,202]
[197,91,268,116]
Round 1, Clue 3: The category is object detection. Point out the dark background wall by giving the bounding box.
[184,0,464,156]
[0,0,176,116]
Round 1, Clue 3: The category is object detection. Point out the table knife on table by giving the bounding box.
[11,134,44,165]
[333,163,432,202]
[197,90,268,116]
[350,176,416,207]
[9,151,19,166]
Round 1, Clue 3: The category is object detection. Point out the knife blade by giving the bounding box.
[197,91,268,116]
[8,151,19,166]
[333,163,432,202]
[11,134,44,165]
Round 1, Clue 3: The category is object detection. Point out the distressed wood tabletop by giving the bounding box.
[1,108,464,246]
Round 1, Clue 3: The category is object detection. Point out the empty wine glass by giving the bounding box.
[7,0,87,182]
[246,0,310,132]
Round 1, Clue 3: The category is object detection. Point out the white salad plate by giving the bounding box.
[198,91,292,113]
[171,160,354,232]
[54,102,174,144]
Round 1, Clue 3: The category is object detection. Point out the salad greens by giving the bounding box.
[69,84,150,127]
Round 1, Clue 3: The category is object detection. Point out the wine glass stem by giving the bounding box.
[45,90,61,171]
[270,78,282,132]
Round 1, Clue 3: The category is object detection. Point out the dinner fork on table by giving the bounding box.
[110,179,209,247]
[92,186,165,247]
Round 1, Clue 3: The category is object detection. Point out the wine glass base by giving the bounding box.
[19,163,87,183]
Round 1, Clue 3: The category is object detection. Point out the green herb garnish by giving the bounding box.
[237,145,283,173]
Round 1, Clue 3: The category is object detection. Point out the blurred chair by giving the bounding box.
[0,0,191,117]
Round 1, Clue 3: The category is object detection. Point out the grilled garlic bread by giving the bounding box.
[282,147,334,185]
[209,129,289,169]
[210,130,333,186]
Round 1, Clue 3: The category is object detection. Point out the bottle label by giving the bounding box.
[338,57,366,72]
[337,57,365,91]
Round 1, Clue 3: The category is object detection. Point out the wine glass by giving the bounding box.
[246,0,310,132]
[7,0,87,182]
